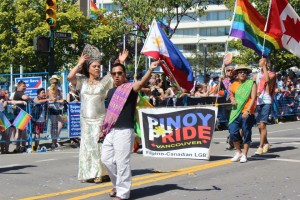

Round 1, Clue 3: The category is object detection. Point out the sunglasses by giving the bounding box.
[226,69,233,72]
[237,70,248,74]
[111,71,124,76]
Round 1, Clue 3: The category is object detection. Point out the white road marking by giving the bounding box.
[252,157,300,163]
[35,159,56,163]
[268,129,294,133]
[213,137,300,140]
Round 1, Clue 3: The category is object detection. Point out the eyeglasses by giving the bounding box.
[237,70,248,74]
[111,71,124,76]
[226,69,233,72]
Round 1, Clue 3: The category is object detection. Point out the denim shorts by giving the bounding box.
[256,104,271,124]
[229,113,255,144]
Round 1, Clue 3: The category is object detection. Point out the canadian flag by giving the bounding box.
[266,0,300,58]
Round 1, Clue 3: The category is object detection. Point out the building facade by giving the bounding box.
[90,0,233,74]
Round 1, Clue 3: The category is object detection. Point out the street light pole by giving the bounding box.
[203,44,207,75]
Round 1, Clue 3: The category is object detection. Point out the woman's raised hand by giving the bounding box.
[78,53,89,66]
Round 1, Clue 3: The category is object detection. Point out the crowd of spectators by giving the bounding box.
[1,69,300,154]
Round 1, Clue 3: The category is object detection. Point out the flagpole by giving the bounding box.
[14,104,33,118]
[215,0,238,106]
[160,60,182,93]
[262,0,273,57]
[228,0,239,36]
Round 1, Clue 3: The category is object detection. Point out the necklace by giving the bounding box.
[88,79,99,85]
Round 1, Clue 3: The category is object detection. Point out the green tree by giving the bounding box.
[0,0,124,74]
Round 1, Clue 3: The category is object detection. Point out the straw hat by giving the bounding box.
[49,75,60,84]
[233,65,252,74]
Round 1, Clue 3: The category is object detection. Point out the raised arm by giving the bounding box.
[132,60,159,92]
[118,49,129,64]
[67,53,89,86]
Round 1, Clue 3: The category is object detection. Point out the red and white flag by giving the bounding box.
[266,0,300,58]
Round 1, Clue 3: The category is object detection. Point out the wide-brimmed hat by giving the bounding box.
[49,75,60,81]
[233,65,252,74]
[49,75,60,84]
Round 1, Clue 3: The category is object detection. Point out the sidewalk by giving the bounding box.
[7,138,79,154]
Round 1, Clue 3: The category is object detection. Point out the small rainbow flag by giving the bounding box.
[12,109,32,131]
[0,112,11,132]
[230,0,282,57]
[90,0,98,12]
[134,93,153,137]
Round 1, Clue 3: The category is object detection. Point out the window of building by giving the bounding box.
[199,27,230,37]
[103,3,120,12]
[208,12,218,20]
[173,28,198,38]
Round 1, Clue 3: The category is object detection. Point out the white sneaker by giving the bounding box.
[240,155,247,163]
[231,152,242,162]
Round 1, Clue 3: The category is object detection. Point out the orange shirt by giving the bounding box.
[230,81,256,114]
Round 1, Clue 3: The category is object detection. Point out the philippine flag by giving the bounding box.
[141,19,194,91]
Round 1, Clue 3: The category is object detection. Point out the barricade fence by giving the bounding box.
[1,96,299,150]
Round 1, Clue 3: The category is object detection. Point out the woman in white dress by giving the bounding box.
[67,44,128,183]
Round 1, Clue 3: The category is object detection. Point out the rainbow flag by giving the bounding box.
[12,109,32,131]
[230,0,282,57]
[0,112,11,132]
[134,93,153,137]
[90,0,98,12]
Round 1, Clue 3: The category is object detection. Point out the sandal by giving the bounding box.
[109,188,116,197]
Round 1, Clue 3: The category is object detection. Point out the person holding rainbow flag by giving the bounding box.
[228,65,257,163]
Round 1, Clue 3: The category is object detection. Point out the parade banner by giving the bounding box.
[138,106,217,160]
[68,102,81,137]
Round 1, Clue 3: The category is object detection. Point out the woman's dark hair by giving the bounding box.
[112,63,126,73]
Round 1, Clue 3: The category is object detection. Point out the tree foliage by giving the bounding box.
[0,0,125,74]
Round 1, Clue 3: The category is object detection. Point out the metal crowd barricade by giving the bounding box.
[271,93,300,123]
[0,103,31,153]
[28,101,69,145]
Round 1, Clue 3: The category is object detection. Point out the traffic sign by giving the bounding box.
[54,32,72,39]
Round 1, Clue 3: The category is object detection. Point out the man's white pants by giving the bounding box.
[101,128,134,199]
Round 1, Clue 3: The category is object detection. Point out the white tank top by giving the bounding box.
[256,72,272,105]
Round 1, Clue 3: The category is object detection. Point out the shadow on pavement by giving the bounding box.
[132,168,173,176]
[250,146,297,161]
[130,184,221,199]
[266,146,297,153]
[209,155,232,161]
[0,165,37,173]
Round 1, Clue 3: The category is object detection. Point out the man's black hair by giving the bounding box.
[112,63,126,73]
[37,88,45,95]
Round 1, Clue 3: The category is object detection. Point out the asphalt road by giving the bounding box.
[1,121,300,200]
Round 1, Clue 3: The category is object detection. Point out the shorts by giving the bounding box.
[229,113,255,144]
[256,104,271,124]
[34,122,45,134]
